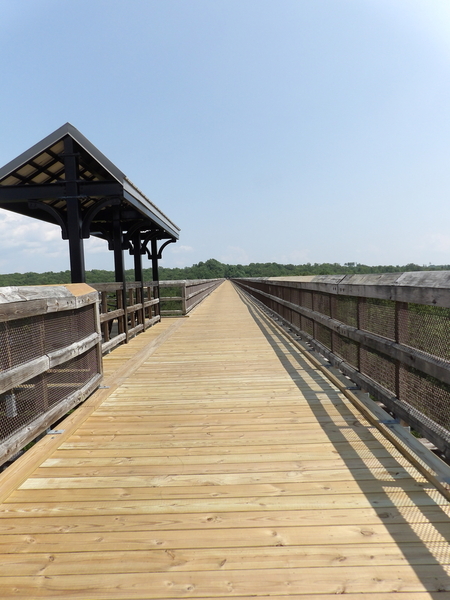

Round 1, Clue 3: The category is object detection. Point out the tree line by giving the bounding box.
[0,258,449,286]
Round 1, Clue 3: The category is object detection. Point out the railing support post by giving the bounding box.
[181,283,187,315]
[151,237,159,283]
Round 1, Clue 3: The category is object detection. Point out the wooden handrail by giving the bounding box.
[160,279,224,315]
[91,281,161,354]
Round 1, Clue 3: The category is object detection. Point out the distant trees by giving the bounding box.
[0,260,449,286]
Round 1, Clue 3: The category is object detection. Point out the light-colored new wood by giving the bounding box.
[1,281,449,599]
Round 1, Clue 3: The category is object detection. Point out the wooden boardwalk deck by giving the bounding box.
[1,281,450,598]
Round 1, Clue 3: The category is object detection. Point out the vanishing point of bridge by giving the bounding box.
[1,281,450,598]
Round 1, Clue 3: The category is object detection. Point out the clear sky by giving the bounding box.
[1,0,450,274]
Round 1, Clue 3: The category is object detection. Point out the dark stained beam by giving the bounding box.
[0,181,123,202]
[113,205,129,341]
[79,181,123,196]
[132,231,143,282]
[113,207,126,284]
[21,158,64,184]
[64,136,86,284]
[151,237,159,282]
[0,184,66,201]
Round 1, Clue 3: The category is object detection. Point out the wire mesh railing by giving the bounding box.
[159,279,224,316]
[233,272,450,458]
[0,284,102,467]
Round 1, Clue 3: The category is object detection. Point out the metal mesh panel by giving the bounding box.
[398,303,450,362]
[44,305,96,353]
[0,374,45,443]
[0,317,44,371]
[399,365,450,430]
[46,346,99,407]
[360,347,397,395]
[302,291,313,310]
[0,306,96,373]
[332,296,358,327]
[290,288,300,307]
[281,286,290,302]
[313,292,331,317]
[291,309,300,329]
[281,306,290,322]
[0,346,99,444]
[359,298,396,340]
[333,333,359,368]
[316,323,332,350]
[301,315,314,337]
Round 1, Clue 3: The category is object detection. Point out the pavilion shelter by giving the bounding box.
[0,123,180,285]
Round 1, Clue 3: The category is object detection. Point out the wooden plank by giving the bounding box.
[47,332,100,368]
[99,308,124,323]
[46,441,406,460]
[0,566,449,598]
[1,503,449,533]
[92,283,123,293]
[101,333,126,354]
[0,355,49,395]
[0,543,448,577]
[62,284,98,299]
[1,523,450,555]
[30,465,424,484]
[23,464,427,488]
[57,428,406,447]
[0,298,47,321]
[1,491,446,519]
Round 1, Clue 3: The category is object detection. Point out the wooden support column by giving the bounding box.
[133,232,143,283]
[64,136,85,283]
[132,232,145,328]
[151,237,159,283]
[395,301,408,407]
[113,207,128,342]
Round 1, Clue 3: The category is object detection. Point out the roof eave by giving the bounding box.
[0,123,124,184]
[123,185,180,240]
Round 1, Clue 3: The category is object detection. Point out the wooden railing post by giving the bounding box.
[181,282,187,315]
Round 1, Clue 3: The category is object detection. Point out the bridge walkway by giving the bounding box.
[0,281,449,598]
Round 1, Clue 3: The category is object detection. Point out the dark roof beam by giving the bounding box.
[0,183,67,201]
[78,181,123,197]
[45,148,62,162]
[11,153,63,185]
[78,165,97,181]
[26,159,65,184]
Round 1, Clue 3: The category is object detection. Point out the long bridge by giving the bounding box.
[1,126,450,598]
[1,278,450,598]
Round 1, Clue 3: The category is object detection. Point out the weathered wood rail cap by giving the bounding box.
[265,270,450,307]
[0,283,98,321]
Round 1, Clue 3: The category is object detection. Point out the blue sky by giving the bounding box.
[1,0,450,273]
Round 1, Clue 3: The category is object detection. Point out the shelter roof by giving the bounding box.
[0,123,180,241]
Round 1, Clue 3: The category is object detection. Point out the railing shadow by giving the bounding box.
[238,289,450,596]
